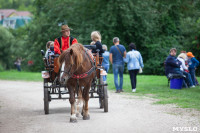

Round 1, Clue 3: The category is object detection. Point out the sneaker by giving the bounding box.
[120,89,124,92]
[132,89,136,93]
[115,90,120,93]
[190,85,195,88]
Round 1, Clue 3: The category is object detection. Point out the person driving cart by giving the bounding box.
[54,25,78,54]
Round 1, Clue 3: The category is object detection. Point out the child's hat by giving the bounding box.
[187,52,195,57]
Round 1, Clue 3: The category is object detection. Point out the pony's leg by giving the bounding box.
[68,87,77,123]
[82,84,90,120]
[81,100,85,116]
[76,89,82,117]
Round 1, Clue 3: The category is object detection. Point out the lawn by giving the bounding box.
[0,70,42,81]
[0,70,200,110]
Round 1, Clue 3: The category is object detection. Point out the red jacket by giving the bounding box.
[54,36,78,54]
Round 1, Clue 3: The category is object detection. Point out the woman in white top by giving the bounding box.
[177,53,194,88]
[123,43,144,92]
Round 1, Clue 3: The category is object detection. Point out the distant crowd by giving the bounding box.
[165,48,199,88]
[44,25,144,93]
[44,25,199,93]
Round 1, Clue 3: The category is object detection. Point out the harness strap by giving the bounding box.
[76,79,79,96]
[85,48,95,67]
[71,67,95,79]
[71,49,96,79]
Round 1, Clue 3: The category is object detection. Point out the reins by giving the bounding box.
[61,48,96,96]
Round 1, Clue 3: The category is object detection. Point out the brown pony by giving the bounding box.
[58,43,95,122]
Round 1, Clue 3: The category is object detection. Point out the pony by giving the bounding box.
[58,43,96,122]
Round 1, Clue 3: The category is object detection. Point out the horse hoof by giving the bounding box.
[70,118,77,123]
[83,115,90,120]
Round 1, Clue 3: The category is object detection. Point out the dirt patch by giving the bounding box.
[0,80,200,133]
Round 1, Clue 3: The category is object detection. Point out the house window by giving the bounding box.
[10,20,14,25]
[10,20,15,29]
[3,20,9,27]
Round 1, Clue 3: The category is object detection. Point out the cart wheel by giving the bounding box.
[44,79,49,114]
[103,86,108,112]
[99,97,104,109]
[99,75,104,109]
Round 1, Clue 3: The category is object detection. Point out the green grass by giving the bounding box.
[0,70,42,81]
[0,70,200,110]
[107,74,200,110]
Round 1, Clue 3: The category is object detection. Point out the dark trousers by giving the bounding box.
[16,65,21,71]
[129,69,139,89]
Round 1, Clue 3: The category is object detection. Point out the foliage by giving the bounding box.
[179,17,200,75]
[0,0,35,12]
[0,26,15,69]
[1,0,200,75]
[0,64,4,71]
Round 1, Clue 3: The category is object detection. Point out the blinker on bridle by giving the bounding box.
[60,64,73,78]
[60,55,74,78]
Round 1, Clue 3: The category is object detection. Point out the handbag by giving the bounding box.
[132,51,143,73]
[139,67,143,73]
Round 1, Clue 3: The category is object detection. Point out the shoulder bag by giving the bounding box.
[115,45,123,57]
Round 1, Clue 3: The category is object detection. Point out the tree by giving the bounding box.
[7,0,200,75]
[0,26,15,70]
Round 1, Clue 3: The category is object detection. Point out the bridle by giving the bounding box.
[60,64,73,78]
[60,49,95,80]
[60,54,75,79]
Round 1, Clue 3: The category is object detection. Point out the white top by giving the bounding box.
[177,57,188,71]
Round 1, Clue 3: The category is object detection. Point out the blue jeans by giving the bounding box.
[102,64,109,81]
[112,64,124,90]
[16,65,21,71]
[189,68,196,85]
[182,71,193,87]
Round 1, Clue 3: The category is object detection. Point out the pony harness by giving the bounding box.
[71,49,95,79]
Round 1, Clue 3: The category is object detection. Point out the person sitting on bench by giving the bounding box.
[177,53,195,88]
[164,48,187,87]
[165,48,182,76]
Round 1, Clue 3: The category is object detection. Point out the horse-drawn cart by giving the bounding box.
[41,44,108,118]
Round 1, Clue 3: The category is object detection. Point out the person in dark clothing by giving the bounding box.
[14,57,24,71]
[91,31,104,56]
[165,48,182,76]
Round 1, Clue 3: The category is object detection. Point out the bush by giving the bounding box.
[0,63,4,72]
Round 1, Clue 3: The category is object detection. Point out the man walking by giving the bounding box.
[109,37,126,93]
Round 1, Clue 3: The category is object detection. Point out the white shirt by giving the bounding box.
[177,57,188,71]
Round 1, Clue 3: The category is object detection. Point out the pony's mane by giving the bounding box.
[58,43,84,69]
